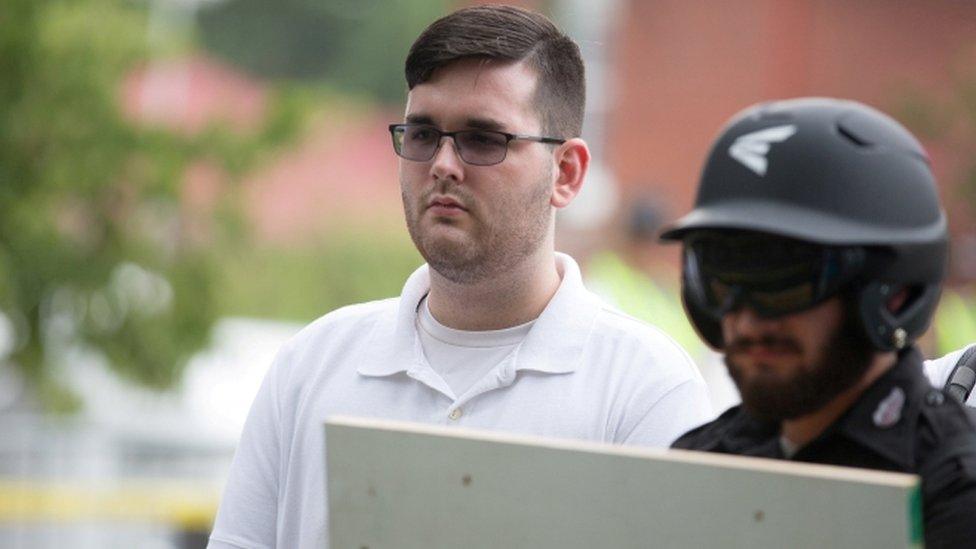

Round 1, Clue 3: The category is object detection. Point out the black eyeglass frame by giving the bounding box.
[388,123,566,166]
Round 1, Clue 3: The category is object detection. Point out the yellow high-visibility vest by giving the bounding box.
[585,251,705,356]
[934,288,976,355]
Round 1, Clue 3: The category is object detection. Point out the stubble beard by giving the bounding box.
[401,169,553,285]
[725,301,876,422]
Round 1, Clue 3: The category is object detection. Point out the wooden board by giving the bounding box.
[326,416,921,548]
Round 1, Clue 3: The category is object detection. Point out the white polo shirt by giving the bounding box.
[208,253,713,549]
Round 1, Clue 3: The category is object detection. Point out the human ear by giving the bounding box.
[550,138,590,209]
[887,288,910,313]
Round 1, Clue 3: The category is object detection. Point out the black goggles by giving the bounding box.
[682,232,867,319]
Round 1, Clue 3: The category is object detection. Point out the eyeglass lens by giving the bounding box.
[394,125,509,166]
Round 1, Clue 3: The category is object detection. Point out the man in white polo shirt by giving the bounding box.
[207,6,712,549]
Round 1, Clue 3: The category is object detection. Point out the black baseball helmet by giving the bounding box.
[660,97,948,352]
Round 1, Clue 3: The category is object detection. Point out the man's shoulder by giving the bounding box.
[588,302,693,358]
[281,297,399,352]
[262,296,402,393]
[671,405,744,450]
[585,303,705,380]
[311,297,398,327]
[311,297,400,325]
[917,391,976,448]
[914,392,976,544]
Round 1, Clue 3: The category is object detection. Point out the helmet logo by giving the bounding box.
[728,124,797,176]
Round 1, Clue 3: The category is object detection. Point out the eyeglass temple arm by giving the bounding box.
[509,134,566,144]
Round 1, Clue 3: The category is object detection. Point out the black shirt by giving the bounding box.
[673,348,976,549]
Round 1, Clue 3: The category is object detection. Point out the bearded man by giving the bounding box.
[663,97,976,549]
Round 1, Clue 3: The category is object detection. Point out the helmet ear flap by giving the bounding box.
[857,282,942,352]
[681,281,725,350]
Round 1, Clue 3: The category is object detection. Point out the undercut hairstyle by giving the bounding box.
[405,5,586,138]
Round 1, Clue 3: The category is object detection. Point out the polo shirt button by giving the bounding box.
[449,408,462,420]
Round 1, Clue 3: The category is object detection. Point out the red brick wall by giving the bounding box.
[607,0,976,278]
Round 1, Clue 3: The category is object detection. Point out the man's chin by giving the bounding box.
[417,239,490,284]
[418,218,474,242]
[419,232,474,258]
[726,356,797,389]
[728,365,819,421]
[733,368,852,422]
[727,347,804,370]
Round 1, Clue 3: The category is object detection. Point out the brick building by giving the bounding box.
[604,0,976,281]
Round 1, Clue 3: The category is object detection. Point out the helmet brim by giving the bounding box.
[659,200,947,247]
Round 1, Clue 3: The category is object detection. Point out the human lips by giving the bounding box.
[426,195,468,215]
[739,346,794,364]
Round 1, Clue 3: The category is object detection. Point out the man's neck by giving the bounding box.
[781,352,898,449]
[425,251,561,331]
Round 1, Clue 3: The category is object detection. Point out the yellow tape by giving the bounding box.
[0,480,219,530]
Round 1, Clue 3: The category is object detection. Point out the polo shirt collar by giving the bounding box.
[512,253,600,374]
[356,252,600,377]
[356,263,431,377]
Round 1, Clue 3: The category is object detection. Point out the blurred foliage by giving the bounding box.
[214,226,421,322]
[896,47,976,212]
[934,288,976,355]
[0,0,307,412]
[896,47,976,353]
[196,0,448,103]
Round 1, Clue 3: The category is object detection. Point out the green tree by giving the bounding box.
[197,0,447,103]
[895,45,976,214]
[0,0,302,411]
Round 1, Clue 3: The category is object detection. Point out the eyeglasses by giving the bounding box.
[388,123,566,166]
[682,232,867,319]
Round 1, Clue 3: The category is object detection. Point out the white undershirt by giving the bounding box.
[417,296,535,400]
[779,436,799,459]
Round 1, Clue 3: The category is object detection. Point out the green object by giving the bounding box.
[0,0,304,411]
[908,484,923,545]
[214,228,421,323]
[585,251,704,355]
[197,0,448,103]
[934,288,976,355]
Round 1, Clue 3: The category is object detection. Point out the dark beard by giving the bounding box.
[725,299,876,421]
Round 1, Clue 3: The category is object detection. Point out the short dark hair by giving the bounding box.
[405,5,585,138]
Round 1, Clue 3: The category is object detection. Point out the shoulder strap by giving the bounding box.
[944,345,976,405]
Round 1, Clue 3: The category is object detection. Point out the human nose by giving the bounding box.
[723,306,775,339]
[429,135,464,181]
